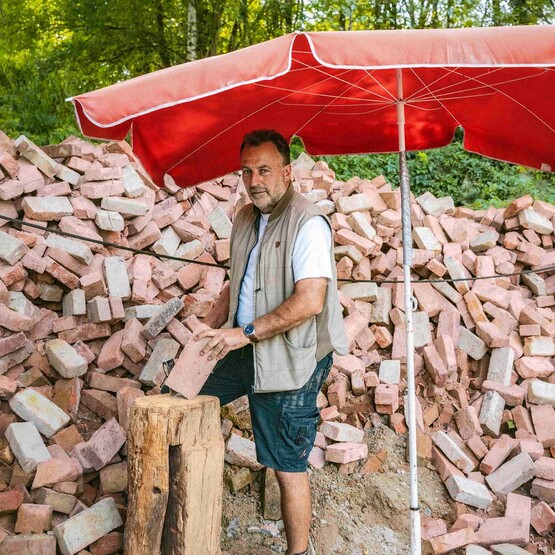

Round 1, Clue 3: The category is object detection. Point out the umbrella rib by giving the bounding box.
[405,66,503,102]
[291,72,377,138]
[312,103,396,116]
[291,56,396,103]
[444,68,555,134]
[255,83,391,105]
[408,68,549,104]
[163,69,372,176]
[278,100,392,108]
[409,92,497,104]
[363,69,398,101]
[407,68,461,126]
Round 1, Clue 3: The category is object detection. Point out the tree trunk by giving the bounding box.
[155,0,171,67]
[187,1,197,61]
[125,394,224,555]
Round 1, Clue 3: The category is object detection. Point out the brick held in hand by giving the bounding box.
[164,321,218,399]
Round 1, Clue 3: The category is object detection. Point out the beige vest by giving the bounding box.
[226,185,348,393]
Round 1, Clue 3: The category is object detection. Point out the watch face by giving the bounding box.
[244,323,255,336]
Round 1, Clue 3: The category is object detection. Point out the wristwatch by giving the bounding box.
[243,323,259,343]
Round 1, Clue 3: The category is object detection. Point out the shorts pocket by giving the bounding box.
[278,406,319,468]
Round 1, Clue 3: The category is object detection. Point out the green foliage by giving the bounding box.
[319,131,555,208]
[0,0,553,206]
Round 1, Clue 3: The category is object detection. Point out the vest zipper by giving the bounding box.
[252,219,270,392]
[231,215,260,326]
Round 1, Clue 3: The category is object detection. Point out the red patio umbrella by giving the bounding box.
[70,25,555,555]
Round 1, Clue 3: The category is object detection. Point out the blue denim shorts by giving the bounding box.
[199,345,333,472]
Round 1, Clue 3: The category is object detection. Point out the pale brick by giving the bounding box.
[94,209,124,231]
[103,257,131,300]
[432,431,475,474]
[339,281,378,301]
[100,196,148,216]
[523,336,554,357]
[5,422,51,473]
[458,327,487,360]
[21,196,73,221]
[15,135,58,177]
[320,421,364,443]
[444,475,493,509]
[518,207,554,235]
[45,339,88,378]
[0,230,29,265]
[486,347,515,386]
[378,360,400,384]
[485,452,536,495]
[478,390,505,437]
[81,418,126,471]
[62,289,86,317]
[9,389,70,438]
[325,442,368,464]
[138,337,180,387]
[142,297,184,340]
[152,225,181,256]
[225,433,264,470]
[53,497,123,555]
[528,378,555,406]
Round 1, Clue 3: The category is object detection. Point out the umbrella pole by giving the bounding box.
[396,68,422,555]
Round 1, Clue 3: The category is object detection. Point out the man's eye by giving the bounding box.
[260,169,269,175]
[243,169,251,175]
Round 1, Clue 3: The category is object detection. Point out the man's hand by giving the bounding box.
[194,327,250,362]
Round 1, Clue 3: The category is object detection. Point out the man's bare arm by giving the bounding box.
[251,277,327,341]
[194,277,328,361]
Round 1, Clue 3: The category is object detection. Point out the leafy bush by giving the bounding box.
[291,130,555,209]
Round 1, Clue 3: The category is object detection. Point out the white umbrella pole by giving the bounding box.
[396,68,422,555]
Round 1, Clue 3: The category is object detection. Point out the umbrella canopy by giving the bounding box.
[70,25,555,555]
[72,25,555,188]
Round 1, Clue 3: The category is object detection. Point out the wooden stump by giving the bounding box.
[125,394,224,555]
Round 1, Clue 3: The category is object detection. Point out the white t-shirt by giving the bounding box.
[236,215,332,326]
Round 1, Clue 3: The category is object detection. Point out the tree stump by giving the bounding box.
[125,394,224,555]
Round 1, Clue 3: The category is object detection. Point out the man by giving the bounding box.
[194,129,348,555]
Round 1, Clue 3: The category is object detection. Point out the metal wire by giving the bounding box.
[3,213,554,285]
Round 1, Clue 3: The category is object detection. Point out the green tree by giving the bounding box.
[0,0,553,205]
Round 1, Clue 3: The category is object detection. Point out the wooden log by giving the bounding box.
[125,394,224,555]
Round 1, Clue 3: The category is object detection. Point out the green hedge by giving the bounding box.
[292,130,555,209]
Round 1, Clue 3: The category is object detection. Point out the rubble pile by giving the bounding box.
[0,130,553,554]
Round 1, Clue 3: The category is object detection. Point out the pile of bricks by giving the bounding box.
[0,130,554,553]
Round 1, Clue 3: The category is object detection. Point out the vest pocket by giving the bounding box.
[284,316,317,351]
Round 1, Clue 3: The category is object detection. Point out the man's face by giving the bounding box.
[240,142,291,214]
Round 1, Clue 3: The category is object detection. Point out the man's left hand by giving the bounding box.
[194,327,250,362]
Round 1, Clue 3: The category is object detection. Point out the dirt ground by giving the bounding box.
[219,416,555,555]
[220,420,454,555]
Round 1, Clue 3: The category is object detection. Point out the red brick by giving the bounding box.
[530,501,555,535]
[15,503,53,533]
[0,487,24,515]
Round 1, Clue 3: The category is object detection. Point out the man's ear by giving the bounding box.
[284,163,292,182]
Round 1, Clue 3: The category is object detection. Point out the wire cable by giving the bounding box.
[2,213,554,285]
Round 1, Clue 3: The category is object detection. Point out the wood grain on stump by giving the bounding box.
[125,394,224,555]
